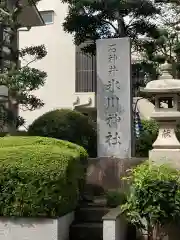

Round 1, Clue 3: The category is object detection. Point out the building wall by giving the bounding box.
[75,43,96,92]
[19,0,75,128]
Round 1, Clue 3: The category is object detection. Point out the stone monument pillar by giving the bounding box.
[96,38,133,159]
[141,62,180,168]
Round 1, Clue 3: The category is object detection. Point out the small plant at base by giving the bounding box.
[122,162,180,240]
[106,190,127,208]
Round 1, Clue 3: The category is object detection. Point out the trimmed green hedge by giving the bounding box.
[28,109,97,157]
[0,136,88,217]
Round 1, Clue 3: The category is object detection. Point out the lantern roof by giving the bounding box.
[141,62,180,94]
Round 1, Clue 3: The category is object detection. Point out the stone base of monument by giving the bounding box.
[149,149,180,169]
[86,157,146,191]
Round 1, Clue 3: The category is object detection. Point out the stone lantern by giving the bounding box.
[141,62,180,168]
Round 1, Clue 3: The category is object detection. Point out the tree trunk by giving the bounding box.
[115,11,126,37]
[147,224,153,240]
[148,224,163,240]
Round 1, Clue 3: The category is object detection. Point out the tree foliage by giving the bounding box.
[0,45,47,111]
[136,28,180,79]
[61,0,180,94]
[62,0,161,55]
[136,0,180,79]
[62,0,180,81]
[0,0,47,128]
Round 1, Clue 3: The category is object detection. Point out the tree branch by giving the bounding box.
[0,7,10,17]
[101,19,119,34]
[93,14,119,34]
[25,57,37,67]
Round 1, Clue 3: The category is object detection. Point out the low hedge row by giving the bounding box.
[0,136,88,217]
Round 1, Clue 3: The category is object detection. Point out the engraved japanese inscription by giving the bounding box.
[162,129,171,138]
[104,43,121,146]
[97,38,132,158]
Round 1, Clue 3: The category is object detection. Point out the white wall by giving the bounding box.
[19,0,75,128]
[0,212,74,240]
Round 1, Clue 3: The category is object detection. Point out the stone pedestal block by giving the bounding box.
[149,149,180,169]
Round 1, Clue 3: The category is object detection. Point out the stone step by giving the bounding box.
[126,223,137,240]
[69,223,103,240]
[75,206,109,223]
[80,197,107,208]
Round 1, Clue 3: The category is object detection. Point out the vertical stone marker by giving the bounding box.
[96,38,133,158]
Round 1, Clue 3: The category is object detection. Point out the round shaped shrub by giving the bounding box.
[0,136,88,217]
[28,109,97,157]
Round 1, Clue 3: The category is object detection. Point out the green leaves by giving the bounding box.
[135,120,158,157]
[122,163,180,238]
[0,2,47,126]
[12,67,46,91]
[129,0,160,17]
[138,1,180,79]
[62,0,160,54]
[0,65,47,111]
[106,190,127,207]
[19,45,47,60]
[28,109,97,157]
[0,136,88,217]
